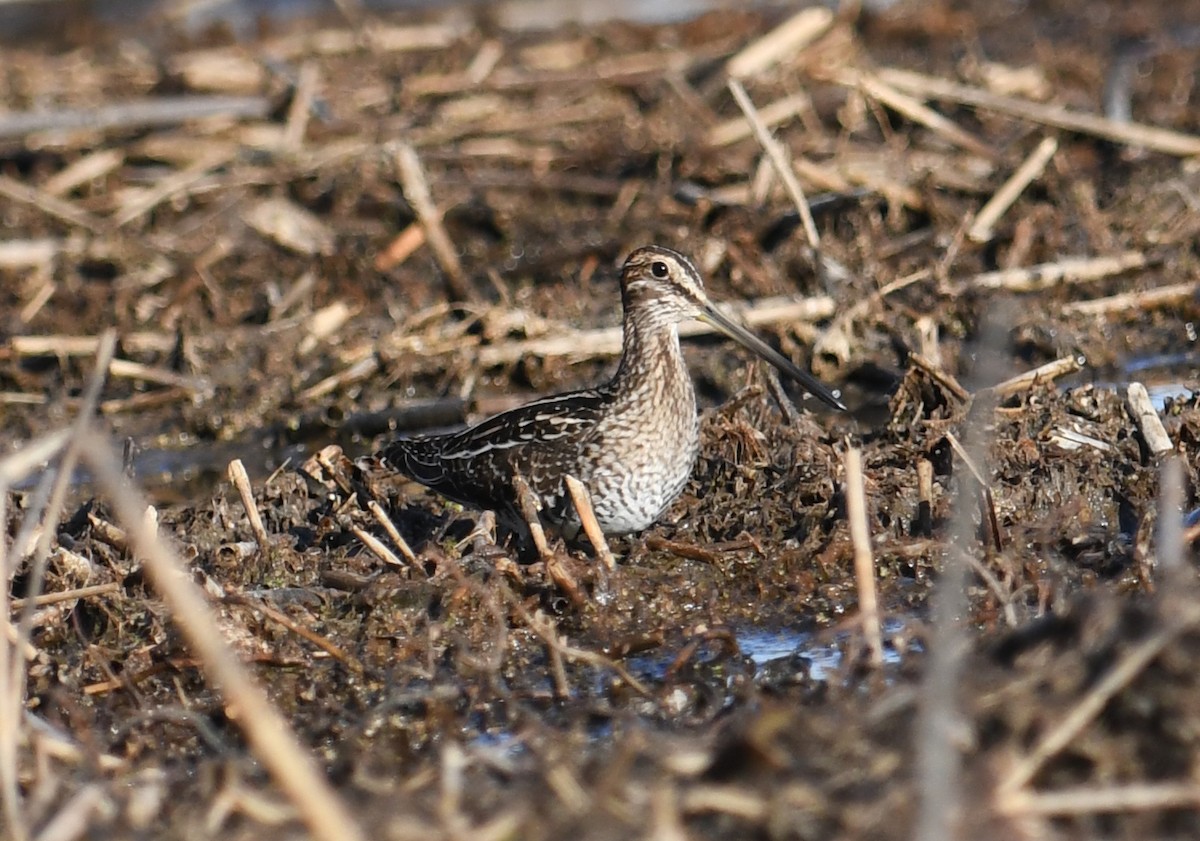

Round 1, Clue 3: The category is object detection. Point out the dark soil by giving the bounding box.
[3,1,1200,839]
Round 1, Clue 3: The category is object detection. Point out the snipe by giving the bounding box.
[380,245,844,539]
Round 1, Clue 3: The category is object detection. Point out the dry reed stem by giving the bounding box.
[1,332,113,841]
[0,238,61,269]
[727,79,820,250]
[374,224,427,272]
[390,142,469,300]
[297,355,379,402]
[1002,782,1200,817]
[726,6,833,78]
[879,67,1200,157]
[108,358,210,394]
[366,500,419,565]
[350,525,405,569]
[227,459,271,550]
[916,458,934,534]
[42,149,124,196]
[951,251,1149,293]
[997,601,1200,801]
[706,93,811,148]
[113,149,236,227]
[1061,280,1200,316]
[762,366,800,426]
[473,294,835,366]
[564,476,616,572]
[519,608,653,699]
[681,784,768,820]
[29,783,109,841]
[0,95,271,141]
[9,332,176,357]
[228,594,363,672]
[945,431,1003,552]
[1157,456,1186,582]
[989,355,1083,397]
[968,136,1059,242]
[283,62,320,150]
[908,352,971,402]
[8,582,121,611]
[844,447,884,667]
[0,431,70,486]
[0,174,109,234]
[1125,383,1174,458]
[80,430,367,841]
[854,71,998,161]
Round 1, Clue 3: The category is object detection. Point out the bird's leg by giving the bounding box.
[564,475,616,572]
[512,473,585,606]
[511,473,551,559]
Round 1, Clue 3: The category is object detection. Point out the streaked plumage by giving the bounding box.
[381,246,844,538]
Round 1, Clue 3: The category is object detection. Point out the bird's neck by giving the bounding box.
[611,313,690,403]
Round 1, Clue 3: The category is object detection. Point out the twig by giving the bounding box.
[1126,383,1174,457]
[80,431,367,841]
[389,142,470,300]
[844,447,884,667]
[951,251,1149,293]
[726,6,833,78]
[988,355,1083,398]
[727,79,820,250]
[227,460,271,549]
[879,67,1200,157]
[366,501,418,565]
[968,136,1059,242]
[564,476,615,572]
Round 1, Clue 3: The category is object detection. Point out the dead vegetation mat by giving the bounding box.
[3,1,1200,839]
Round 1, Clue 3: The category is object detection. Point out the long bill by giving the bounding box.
[697,304,847,411]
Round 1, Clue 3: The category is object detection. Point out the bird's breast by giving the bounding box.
[578,368,700,534]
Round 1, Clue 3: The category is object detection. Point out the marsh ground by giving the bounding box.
[2,1,1200,838]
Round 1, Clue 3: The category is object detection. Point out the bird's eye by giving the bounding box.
[651,261,669,279]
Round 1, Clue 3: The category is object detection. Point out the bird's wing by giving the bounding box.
[382,388,609,514]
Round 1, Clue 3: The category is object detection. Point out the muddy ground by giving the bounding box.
[3,0,1200,838]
